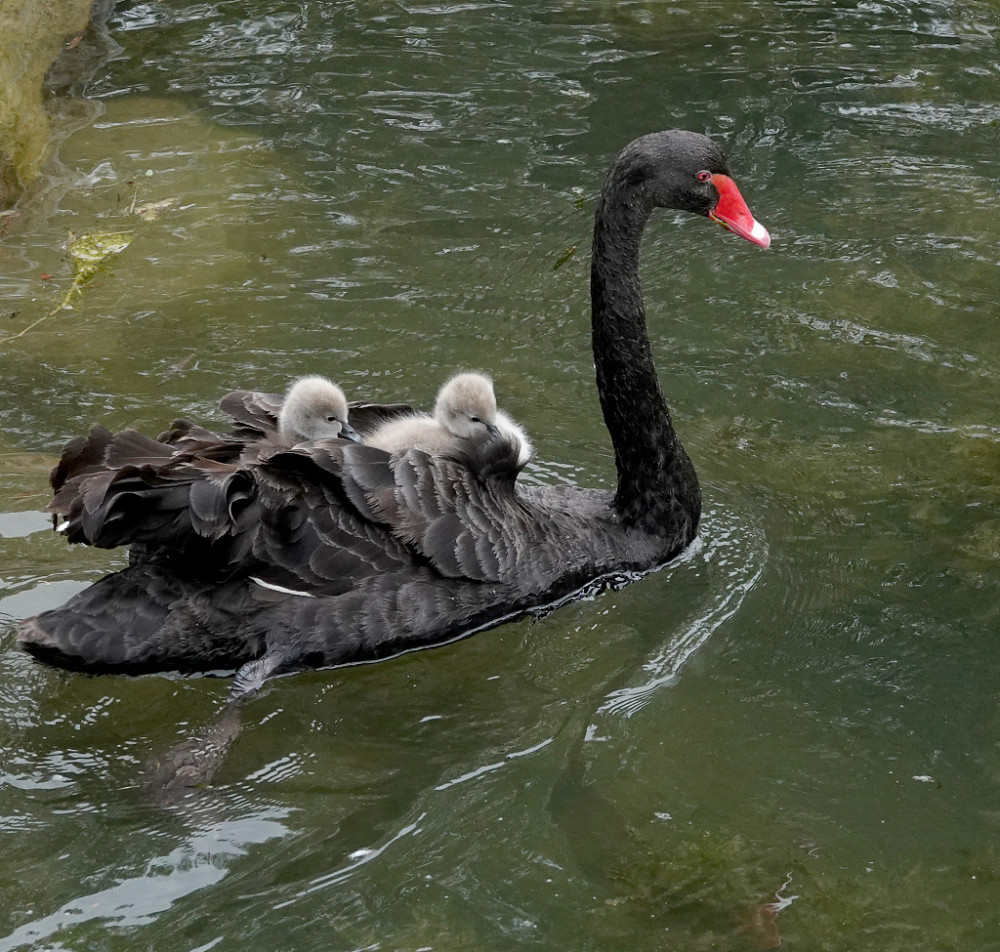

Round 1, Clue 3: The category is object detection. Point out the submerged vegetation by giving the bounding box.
[587,824,1000,951]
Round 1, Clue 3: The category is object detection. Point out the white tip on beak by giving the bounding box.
[749,219,771,250]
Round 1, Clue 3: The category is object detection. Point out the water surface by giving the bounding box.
[2,2,999,949]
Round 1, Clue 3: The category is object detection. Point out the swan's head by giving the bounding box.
[611,130,770,249]
[279,376,360,444]
[434,372,500,441]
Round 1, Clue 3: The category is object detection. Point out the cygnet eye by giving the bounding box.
[469,416,482,424]
[326,415,339,424]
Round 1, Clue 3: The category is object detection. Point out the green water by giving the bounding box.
[2,1,999,949]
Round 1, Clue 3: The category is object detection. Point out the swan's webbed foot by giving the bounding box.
[146,703,244,798]
[230,653,282,700]
[145,655,282,801]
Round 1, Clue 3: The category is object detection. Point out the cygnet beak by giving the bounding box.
[340,422,361,443]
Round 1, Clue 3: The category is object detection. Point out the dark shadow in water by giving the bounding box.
[546,738,632,890]
[145,700,246,800]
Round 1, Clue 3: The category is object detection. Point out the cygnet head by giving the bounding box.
[434,373,500,441]
[278,376,360,444]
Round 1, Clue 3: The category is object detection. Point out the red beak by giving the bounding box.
[708,174,771,249]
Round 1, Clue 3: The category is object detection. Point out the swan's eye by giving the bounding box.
[469,416,482,424]
[696,170,712,183]
[326,415,338,424]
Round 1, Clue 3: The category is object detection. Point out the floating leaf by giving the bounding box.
[134,197,179,221]
[552,243,578,271]
[0,228,133,344]
[68,229,134,286]
[158,350,198,386]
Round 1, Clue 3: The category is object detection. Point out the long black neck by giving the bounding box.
[590,187,701,540]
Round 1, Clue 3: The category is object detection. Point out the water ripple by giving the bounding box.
[0,810,291,952]
[274,812,425,906]
[596,500,766,720]
[435,737,554,791]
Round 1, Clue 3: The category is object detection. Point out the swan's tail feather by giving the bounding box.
[46,417,259,559]
[104,428,175,468]
[49,424,114,497]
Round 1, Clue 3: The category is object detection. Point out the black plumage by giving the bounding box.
[19,130,768,692]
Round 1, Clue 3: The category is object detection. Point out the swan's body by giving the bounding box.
[19,130,768,689]
[278,376,359,444]
[365,372,532,465]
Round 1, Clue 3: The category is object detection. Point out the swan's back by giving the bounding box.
[44,386,415,558]
[364,413,455,456]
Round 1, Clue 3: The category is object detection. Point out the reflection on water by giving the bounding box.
[2,0,1000,949]
[0,810,291,952]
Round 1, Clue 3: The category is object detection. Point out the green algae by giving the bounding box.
[0,228,133,344]
[584,824,1000,951]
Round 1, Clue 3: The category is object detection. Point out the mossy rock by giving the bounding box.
[0,0,93,209]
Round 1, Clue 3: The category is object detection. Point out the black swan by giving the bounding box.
[19,130,769,695]
[365,371,533,465]
[276,376,360,445]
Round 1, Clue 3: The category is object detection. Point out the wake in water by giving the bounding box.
[595,499,767,720]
